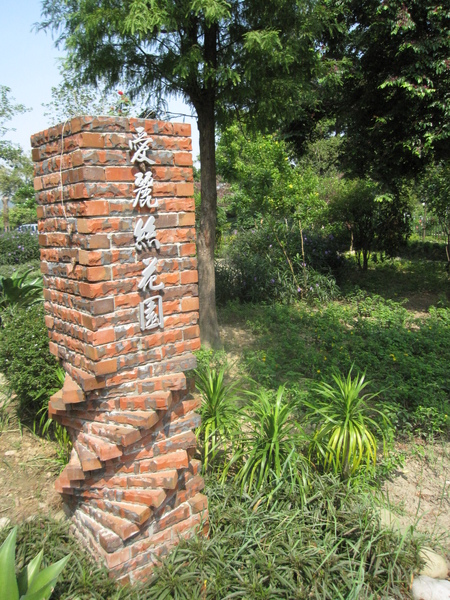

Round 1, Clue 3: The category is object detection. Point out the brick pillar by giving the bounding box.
[31,116,207,583]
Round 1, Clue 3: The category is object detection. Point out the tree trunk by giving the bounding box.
[362,248,369,271]
[196,99,221,349]
[2,197,9,232]
[446,231,450,276]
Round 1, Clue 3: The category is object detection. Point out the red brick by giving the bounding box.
[127,471,178,490]
[105,166,135,181]
[188,493,208,515]
[179,243,196,257]
[176,183,194,197]
[99,529,123,553]
[80,132,106,148]
[100,500,151,525]
[173,123,191,136]
[87,422,141,446]
[81,505,138,541]
[110,410,160,429]
[178,212,195,226]
[174,152,193,166]
[180,270,198,284]
[145,450,188,472]
[172,514,203,538]
[181,297,199,312]
[122,489,166,508]
[90,358,117,376]
[153,504,190,533]
[74,442,103,472]
[79,432,122,461]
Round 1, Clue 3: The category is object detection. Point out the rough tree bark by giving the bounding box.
[196,97,221,349]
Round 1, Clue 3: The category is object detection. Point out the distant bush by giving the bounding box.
[0,231,40,265]
[397,239,448,262]
[0,259,41,279]
[0,304,60,421]
[216,221,343,305]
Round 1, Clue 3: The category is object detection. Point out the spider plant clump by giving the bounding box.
[224,385,309,497]
[305,367,390,478]
[195,364,241,474]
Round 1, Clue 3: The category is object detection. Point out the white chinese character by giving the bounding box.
[133,171,158,209]
[134,216,160,252]
[129,127,155,166]
[138,257,165,292]
[139,296,164,331]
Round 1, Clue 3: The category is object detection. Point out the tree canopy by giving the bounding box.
[0,86,29,166]
[323,0,450,183]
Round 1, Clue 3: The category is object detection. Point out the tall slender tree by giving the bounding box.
[39,0,323,347]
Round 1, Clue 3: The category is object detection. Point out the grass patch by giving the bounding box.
[0,478,423,600]
[139,478,422,599]
[338,256,449,309]
[219,294,450,436]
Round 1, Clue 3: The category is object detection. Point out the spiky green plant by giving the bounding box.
[0,268,43,316]
[0,526,70,600]
[225,385,309,495]
[195,365,240,473]
[305,367,390,478]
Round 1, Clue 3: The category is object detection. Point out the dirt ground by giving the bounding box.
[0,384,62,524]
[381,440,450,559]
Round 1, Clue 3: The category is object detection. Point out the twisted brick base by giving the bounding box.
[50,370,208,583]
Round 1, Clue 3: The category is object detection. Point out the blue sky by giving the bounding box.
[1,0,199,158]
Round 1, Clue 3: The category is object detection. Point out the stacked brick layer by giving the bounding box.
[31,116,207,583]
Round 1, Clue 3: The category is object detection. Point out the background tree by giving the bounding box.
[216,123,327,228]
[329,179,411,270]
[0,87,33,231]
[419,161,450,269]
[42,68,148,126]
[39,0,325,348]
[0,151,36,231]
[324,0,450,184]
[0,86,29,166]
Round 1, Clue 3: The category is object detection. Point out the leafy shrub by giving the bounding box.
[0,526,70,600]
[0,519,127,600]
[398,239,448,262]
[0,482,422,600]
[0,259,41,279]
[216,221,342,305]
[0,305,60,421]
[0,268,43,313]
[0,231,40,265]
[409,405,448,439]
[220,298,450,436]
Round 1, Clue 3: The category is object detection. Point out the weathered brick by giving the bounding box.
[33,115,206,581]
[188,493,208,515]
[127,470,178,490]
